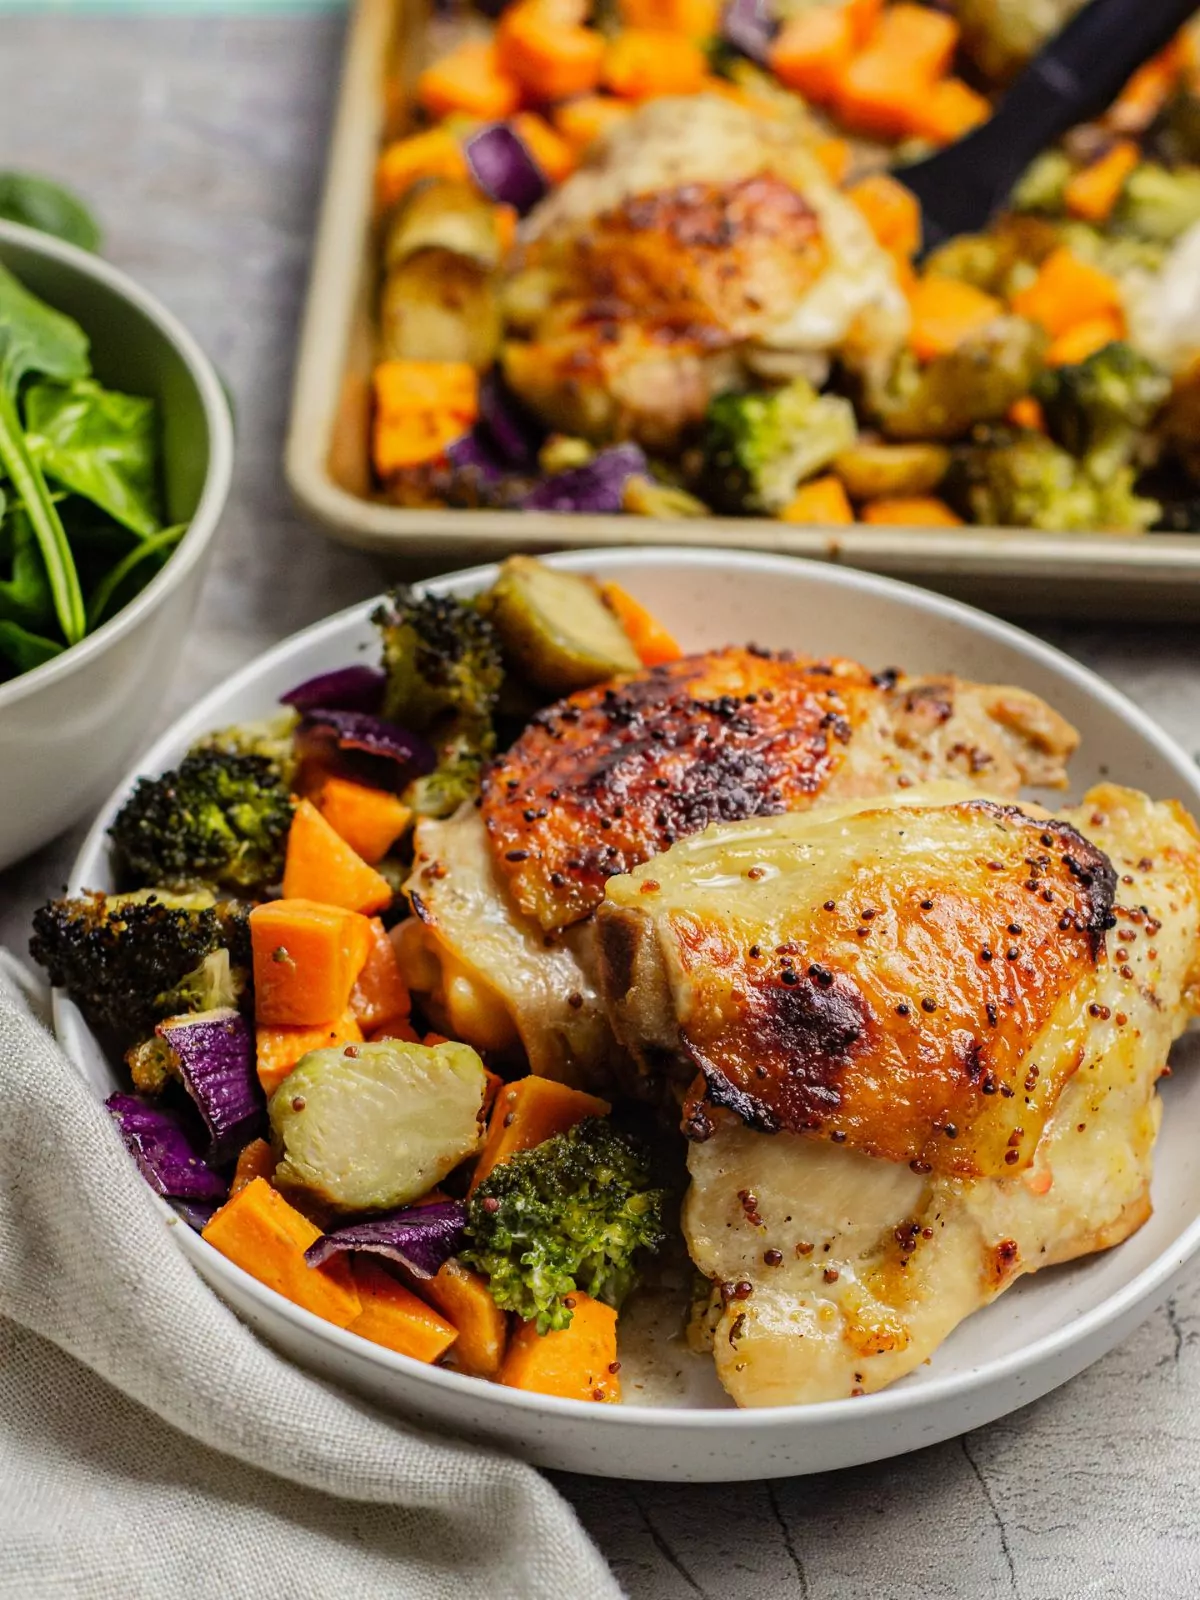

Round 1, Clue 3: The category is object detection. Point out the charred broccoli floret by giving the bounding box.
[698,378,857,515]
[373,587,504,817]
[192,713,300,787]
[946,426,1160,533]
[28,890,251,1043]
[109,748,293,894]
[1035,340,1170,478]
[462,1117,669,1334]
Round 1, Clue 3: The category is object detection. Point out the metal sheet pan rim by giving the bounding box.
[285,0,1200,611]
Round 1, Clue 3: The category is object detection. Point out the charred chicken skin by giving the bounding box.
[501,95,909,449]
[481,647,1079,937]
[403,648,1077,1087]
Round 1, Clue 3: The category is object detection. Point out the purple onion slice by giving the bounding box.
[159,1008,264,1165]
[305,1199,467,1278]
[106,1093,228,1202]
[521,443,648,513]
[280,666,387,715]
[299,709,436,775]
[721,0,777,64]
[465,123,547,216]
[478,369,542,467]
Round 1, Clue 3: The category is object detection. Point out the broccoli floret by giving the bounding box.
[699,379,858,515]
[373,587,504,818]
[946,426,1161,533]
[1113,163,1200,243]
[28,889,251,1043]
[109,748,293,893]
[1035,340,1170,479]
[193,713,300,787]
[461,1117,669,1334]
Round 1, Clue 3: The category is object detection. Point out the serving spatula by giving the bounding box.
[897,0,1199,253]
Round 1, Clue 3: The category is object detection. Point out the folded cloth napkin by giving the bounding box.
[0,955,620,1600]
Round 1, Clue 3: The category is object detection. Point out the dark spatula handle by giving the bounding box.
[1005,0,1198,150]
[901,0,1199,248]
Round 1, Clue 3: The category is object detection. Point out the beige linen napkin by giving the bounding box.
[0,956,621,1599]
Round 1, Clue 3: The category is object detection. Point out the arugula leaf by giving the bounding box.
[25,379,161,537]
[0,618,63,675]
[0,173,102,253]
[0,261,90,642]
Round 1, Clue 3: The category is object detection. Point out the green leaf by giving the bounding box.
[0,173,102,253]
[26,379,161,537]
[0,260,90,396]
[0,386,85,643]
[0,262,91,643]
[0,618,63,674]
[86,523,185,629]
[0,507,53,629]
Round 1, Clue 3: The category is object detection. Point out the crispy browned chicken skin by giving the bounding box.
[501,95,909,448]
[596,783,1200,1405]
[481,647,1079,936]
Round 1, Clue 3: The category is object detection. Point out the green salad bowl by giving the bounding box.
[0,220,233,870]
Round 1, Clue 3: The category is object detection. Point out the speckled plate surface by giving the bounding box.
[54,549,1200,1480]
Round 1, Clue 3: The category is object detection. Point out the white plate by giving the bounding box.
[56,549,1200,1482]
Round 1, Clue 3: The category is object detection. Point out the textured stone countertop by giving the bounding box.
[2,14,1199,1596]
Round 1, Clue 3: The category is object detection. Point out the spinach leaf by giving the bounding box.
[0,618,64,675]
[0,507,53,629]
[0,261,90,642]
[0,173,102,253]
[26,379,161,537]
[86,523,185,629]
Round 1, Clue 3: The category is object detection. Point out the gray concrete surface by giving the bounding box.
[2,14,1199,1595]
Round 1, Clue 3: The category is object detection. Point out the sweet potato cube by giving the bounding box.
[348,1259,459,1363]
[256,1008,365,1097]
[251,898,372,1027]
[317,776,412,866]
[202,1178,361,1327]
[426,1259,509,1378]
[471,1076,611,1192]
[499,1293,619,1401]
[282,798,394,916]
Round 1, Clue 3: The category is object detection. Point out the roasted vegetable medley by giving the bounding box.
[365,0,1200,533]
[32,560,681,1403]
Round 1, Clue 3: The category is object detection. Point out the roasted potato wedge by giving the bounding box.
[379,249,501,369]
[384,179,504,272]
[834,439,951,501]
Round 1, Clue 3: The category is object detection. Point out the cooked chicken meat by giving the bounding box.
[401,802,619,1085]
[483,648,1078,936]
[400,650,1077,1087]
[501,95,909,449]
[596,783,1200,1405]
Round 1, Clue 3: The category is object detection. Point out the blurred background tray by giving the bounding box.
[285,0,1200,618]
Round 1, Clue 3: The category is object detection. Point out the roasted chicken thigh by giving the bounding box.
[596,783,1200,1405]
[500,95,909,449]
[401,650,1077,1085]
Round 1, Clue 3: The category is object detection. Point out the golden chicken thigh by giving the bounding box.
[596,783,1200,1405]
[402,650,1077,1087]
[501,95,909,449]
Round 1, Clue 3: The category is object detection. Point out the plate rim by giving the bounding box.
[56,545,1200,1431]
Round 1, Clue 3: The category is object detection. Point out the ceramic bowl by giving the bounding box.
[55,549,1200,1481]
[0,222,233,869]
